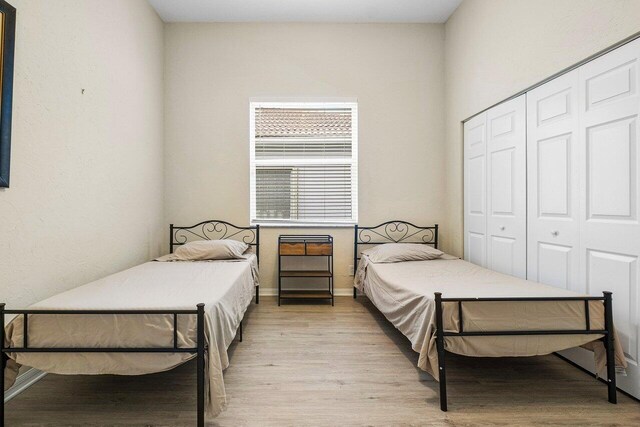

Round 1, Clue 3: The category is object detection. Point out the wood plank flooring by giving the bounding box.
[5,297,640,426]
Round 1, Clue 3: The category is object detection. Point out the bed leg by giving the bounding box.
[256,285,260,304]
[434,293,448,412]
[239,320,243,343]
[196,303,205,427]
[603,292,617,404]
[1,303,5,427]
[353,287,356,299]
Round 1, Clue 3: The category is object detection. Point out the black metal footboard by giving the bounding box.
[434,292,617,411]
[1,304,209,426]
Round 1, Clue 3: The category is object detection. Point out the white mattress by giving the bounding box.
[4,255,258,418]
[355,255,626,379]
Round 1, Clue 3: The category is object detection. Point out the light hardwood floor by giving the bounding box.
[5,296,640,426]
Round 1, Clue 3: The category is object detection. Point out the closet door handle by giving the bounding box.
[499,225,505,231]
[551,230,559,236]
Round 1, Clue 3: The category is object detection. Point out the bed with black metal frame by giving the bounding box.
[353,220,617,412]
[1,219,260,427]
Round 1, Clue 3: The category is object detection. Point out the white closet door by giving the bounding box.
[570,38,640,398]
[527,71,582,291]
[486,96,527,278]
[464,112,488,267]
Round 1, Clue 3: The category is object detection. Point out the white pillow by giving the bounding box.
[362,243,443,263]
[173,239,248,261]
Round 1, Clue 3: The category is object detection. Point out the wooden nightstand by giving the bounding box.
[278,235,334,306]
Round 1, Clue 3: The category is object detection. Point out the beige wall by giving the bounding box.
[164,23,446,294]
[443,0,640,256]
[0,0,165,308]
[9,1,633,303]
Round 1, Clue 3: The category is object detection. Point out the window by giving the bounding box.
[250,101,358,225]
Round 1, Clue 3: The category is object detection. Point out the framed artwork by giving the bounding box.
[0,0,15,188]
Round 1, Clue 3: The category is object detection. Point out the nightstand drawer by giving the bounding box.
[306,242,333,255]
[280,242,306,255]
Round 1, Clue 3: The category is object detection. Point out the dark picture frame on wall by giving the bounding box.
[0,0,15,188]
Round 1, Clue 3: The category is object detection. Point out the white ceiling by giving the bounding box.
[148,0,463,23]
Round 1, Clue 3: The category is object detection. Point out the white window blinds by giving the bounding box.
[250,102,358,225]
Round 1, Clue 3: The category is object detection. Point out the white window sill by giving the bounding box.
[251,222,356,228]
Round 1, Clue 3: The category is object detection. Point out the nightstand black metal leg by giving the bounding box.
[278,245,282,306]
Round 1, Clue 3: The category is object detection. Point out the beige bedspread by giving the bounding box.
[354,255,627,380]
[3,255,258,419]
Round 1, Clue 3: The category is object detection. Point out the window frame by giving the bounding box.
[249,100,359,227]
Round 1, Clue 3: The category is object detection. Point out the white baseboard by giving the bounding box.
[4,368,47,403]
[259,288,354,297]
[334,289,356,296]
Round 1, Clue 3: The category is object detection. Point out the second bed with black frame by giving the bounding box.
[353,220,618,412]
[1,219,260,427]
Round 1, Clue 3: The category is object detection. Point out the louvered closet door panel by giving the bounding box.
[486,95,527,278]
[464,113,488,267]
[527,71,581,291]
[572,38,640,398]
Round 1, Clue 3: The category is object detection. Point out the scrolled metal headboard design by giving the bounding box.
[170,220,260,263]
[353,220,438,271]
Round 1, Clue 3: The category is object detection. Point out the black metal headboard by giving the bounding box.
[170,220,260,264]
[354,220,438,271]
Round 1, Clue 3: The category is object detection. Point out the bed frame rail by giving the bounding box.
[1,304,209,426]
[434,292,617,411]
